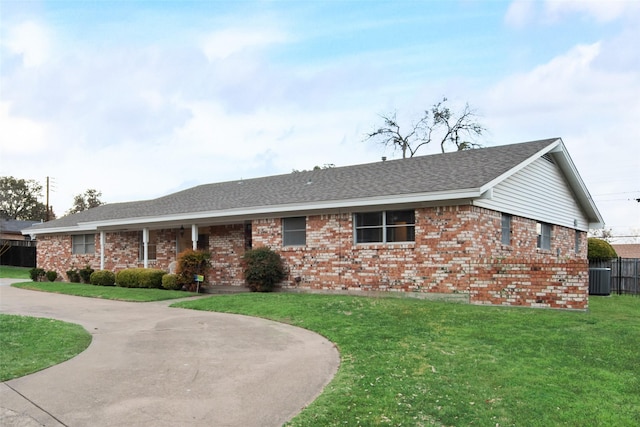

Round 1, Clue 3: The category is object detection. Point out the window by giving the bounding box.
[283,217,306,246]
[139,230,157,260]
[72,234,95,255]
[501,214,512,245]
[575,230,581,254]
[354,210,415,244]
[536,222,551,250]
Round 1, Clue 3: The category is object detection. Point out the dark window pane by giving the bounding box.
[283,217,306,246]
[357,227,383,243]
[355,212,382,227]
[387,225,415,242]
[387,210,414,225]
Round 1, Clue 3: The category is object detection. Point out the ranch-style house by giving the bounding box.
[24,138,603,309]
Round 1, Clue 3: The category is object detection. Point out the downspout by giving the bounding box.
[142,228,149,268]
[100,231,106,270]
[192,224,198,250]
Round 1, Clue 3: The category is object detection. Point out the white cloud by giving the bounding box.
[0,102,49,154]
[3,20,52,67]
[504,1,536,28]
[543,0,637,24]
[201,28,288,61]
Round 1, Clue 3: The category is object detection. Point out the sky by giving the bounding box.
[1,0,638,242]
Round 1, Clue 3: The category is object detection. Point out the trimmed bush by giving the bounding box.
[588,238,618,260]
[90,270,116,286]
[45,270,58,282]
[79,265,95,284]
[161,273,180,290]
[242,246,285,292]
[116,268,166,288]
[66,269,81,283]
[29,268,45,282]
[176,250,211,292]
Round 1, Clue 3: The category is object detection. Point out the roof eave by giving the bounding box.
[26,189,484,234]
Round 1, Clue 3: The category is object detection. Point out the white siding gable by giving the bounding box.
[475,156,589,230]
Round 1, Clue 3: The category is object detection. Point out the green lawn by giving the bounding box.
[0,265,31,279]
[174,294,640,426]
[12,282,197,302]
[0,314,92,381]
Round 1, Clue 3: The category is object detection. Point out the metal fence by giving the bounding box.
[589,258,640,296]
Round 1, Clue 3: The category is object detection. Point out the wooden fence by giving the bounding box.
[589,258,640,296]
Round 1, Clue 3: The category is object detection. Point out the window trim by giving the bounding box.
[536,222,552,250]
[282,216,306,247]
[501,214,512,246]
[138,230,158,261]
[72,234,95,255]
[354,210,415,244]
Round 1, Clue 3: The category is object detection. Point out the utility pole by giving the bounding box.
[46,176,50,221]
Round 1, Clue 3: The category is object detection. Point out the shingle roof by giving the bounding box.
[1,218,40,234]
[26,138,559,232]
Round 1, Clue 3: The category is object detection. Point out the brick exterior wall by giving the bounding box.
[35,205,588,309]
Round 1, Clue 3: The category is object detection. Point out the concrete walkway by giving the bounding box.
[0,279,339,426]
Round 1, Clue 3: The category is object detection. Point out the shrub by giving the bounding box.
[66,269,81,283]
[242,246,285,292]
[29,268,45,282]
[176,250,211,292]
[45,270,58,282]
[162,273,180,290]
[79,265,95,284]
[90,270,116,286]
[116,268,165,288]
[588,238,618,260]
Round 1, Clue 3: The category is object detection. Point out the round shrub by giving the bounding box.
[116,268,166,288]
[242,246,285,292]
[29,268,45,282]
[90,270,116,286]
[46,270,58,282]
[162,273,180,290]
[588,238,618,260]
[79,265,95,284]
[66,269,81,283]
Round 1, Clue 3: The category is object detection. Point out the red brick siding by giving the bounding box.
[35,205,588,309]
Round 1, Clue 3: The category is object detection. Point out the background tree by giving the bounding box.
[67,189,104,215]
[0,176,50,221]
[365,97,486,158]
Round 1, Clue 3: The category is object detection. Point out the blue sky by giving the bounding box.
[1,0,638,241]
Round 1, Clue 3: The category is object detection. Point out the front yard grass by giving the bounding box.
[12,282,197,302]
[0,314,92,381]
[0,265,30,279]
[174,294,640,426]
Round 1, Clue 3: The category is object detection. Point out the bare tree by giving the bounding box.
[365,97,486,158]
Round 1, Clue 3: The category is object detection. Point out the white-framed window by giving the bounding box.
[537,222,551,250]
[501,214,512,246]
[354,210,415,244]
[283,217,306,246]
[72,234,95,255]
[139,230,158,260]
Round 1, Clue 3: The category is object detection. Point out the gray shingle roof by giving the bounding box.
[26,139,559,232]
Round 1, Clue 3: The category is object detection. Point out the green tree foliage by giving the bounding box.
[242,246,285,292]
[587,238,618,260]
[67,189,104,215]
[0,176,50,221]
[365,97,486,158]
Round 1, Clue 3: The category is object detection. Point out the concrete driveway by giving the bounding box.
[0,279,339,426]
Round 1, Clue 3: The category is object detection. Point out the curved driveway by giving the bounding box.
[0,280,339,426]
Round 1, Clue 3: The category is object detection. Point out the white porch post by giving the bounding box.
[191,224,198,250]
[100,231,106,270]
[142,227,149,268]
